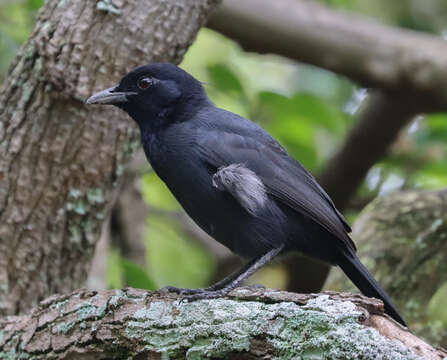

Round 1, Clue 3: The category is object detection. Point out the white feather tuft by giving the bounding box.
[212,163,267,215]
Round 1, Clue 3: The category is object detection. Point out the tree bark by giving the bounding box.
[0,0,220,316]
[1,287,445,360]
[326,189,447,347]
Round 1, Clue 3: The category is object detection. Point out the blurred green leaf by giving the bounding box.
[257,91,348,169]
[322,0,355,8]
[106,249,123,289]
[428,281,447,325]
[121,259,157,290]
[145,216,215,288]
[268,114,318,169]
[414,161,447,188]
[422,113,447,143]
[141,171,180,210]
[292,66,355,108]
[27,0,44,11]
[206,63,244,95]
[258,91,345,133]
[0,1,41,75]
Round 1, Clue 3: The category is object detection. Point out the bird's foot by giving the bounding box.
[159,286,204,295]
[182,289,229,302]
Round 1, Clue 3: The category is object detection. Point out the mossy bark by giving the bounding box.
[2,287,444,360]
[326,189,447,346]
[0,0,220,316]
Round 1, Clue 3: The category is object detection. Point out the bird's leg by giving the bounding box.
[183,244,284,302]
[160,257,260,295]
[204,257,260,290]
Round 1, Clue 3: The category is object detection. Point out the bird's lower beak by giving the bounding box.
[85,85,136,105]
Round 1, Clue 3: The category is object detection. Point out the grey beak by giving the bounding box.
[85,85,136,105]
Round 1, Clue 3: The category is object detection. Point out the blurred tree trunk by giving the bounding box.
[0,0,220,316]
[109,150,149,268]
[326,189,447,347]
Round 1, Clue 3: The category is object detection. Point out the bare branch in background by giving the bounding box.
[318,91,418,209]
[110,151,150,267]
[208,0,447,110]
[207,0,447,206]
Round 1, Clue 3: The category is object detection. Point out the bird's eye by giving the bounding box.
[137,77,152,90]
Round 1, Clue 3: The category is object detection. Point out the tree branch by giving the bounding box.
[1,287,444,359]
[327,188,447,347]
[208,0,447,110]
[318,91,418,209]
[207,0,436,210]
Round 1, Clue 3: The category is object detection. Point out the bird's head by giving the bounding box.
[86,63,208,131]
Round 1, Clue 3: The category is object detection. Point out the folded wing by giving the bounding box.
[197,126,355,252]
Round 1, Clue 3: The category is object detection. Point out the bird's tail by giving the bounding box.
[337,248,406,326]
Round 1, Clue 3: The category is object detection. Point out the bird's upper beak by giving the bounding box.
[85,85,136,105]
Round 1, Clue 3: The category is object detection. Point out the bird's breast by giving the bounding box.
[143,133,288,258]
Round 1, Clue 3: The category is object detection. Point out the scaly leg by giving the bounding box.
[183,244,284,301]
[161,256,260,295]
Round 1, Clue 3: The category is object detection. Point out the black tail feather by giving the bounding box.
[337,249,407,326]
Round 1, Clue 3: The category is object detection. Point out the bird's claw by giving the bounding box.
[160,286,205,295]
[182,289,228,303]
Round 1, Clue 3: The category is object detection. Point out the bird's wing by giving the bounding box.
[196,127,355,251]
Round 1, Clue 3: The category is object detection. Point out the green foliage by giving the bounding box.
[121,259,157,290]
[320,0,447,34]
[258,91,347,169]
[206,63,245,96]
[28,0,44,11]
[145,216,215,288]
[0,0,42,76]
[420,113,447,144]
[106,249,124,289]
[321,0,356,10]
[428,281,447,324]
[106,249,157,290]
[141,171,179,210]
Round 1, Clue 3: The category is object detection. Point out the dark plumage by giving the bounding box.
[86,63,406,326]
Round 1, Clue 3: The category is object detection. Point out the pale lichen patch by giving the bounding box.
[96,0,121,15]
[122,296,422,359]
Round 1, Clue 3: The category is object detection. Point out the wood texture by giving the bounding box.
[2,287,444,359]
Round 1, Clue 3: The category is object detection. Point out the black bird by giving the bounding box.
[86,63,406,326]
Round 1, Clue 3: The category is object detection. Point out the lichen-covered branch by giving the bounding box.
[326,189,447,347]
[0,0,220,316]
[1,287,443,360]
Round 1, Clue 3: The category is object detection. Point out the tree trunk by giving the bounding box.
[0,0,220,316]
[1,287,444,360]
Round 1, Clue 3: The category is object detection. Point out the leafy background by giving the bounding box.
[1,0,446,342]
